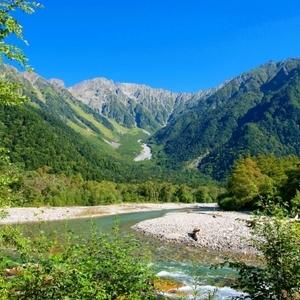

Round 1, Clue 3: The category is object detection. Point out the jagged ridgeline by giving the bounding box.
[1,58,300,183]
[0,64,126,181]
[67,77,219,131]
[151,58,300,181]
[0,62,220,182]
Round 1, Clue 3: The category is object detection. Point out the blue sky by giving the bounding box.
[11,0,300,92]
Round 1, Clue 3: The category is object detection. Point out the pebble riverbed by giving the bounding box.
[132,211,258,254]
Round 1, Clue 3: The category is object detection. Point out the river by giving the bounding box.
[134,140,152,161]
[21,208,248,299]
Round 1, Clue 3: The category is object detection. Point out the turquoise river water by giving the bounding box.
[21,208,250,299]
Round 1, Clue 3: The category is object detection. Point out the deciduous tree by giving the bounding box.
[0,0,42,106]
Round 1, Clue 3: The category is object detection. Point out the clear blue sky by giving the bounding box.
[11,0,300,92]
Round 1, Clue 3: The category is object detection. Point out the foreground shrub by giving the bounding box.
[0,221,156,299]
[221,202,300,299]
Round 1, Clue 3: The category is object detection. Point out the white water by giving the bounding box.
[156,268,248,299]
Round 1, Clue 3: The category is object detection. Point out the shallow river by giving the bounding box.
[22,208,249,299]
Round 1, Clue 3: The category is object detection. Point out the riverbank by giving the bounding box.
[0,203,199,224]
[132,209,257,254]
[0,203,257,254]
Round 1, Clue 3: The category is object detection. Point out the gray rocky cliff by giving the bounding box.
[68,78,219,130]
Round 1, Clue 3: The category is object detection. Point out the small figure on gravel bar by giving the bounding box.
[191,228,200,241]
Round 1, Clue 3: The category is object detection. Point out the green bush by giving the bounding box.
[222,202,300,299]
[0,221,157,299]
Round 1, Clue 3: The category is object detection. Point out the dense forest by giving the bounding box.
[0,83,222,206]
[0,105,122,181]
[151,58,300,181]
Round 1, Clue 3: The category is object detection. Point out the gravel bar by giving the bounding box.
[0,203,198,224]
[132,210,257,254]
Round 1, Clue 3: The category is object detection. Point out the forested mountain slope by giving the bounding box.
[0,63,216,184]
[0,63,220,162]
[0,64,136,181]
[150,58,300,180]
[0,63,155,162]
[2,58,300,183]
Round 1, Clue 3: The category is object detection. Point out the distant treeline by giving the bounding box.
[13,166,223,207]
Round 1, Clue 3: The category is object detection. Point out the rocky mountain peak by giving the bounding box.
[68,77,117,106]
[48,78,65,88]
[67,77,200,129]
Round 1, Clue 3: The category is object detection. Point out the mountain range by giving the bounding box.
[1,57,300,182]
[67,77,223,132]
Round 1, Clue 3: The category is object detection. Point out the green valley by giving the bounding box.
[1,1,300,299]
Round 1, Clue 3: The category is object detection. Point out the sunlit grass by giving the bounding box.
[67,121,115,154]
[66,100,153,160]
[68,101,118,140]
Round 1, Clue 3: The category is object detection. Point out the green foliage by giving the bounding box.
[218,154,300,211]
[223,203,300,299]
[219,156,267,210]
[0,0,42,69]
[0,80,29,106]
[0,1,42,107]
[219,155,300,298]
[70,98,115,131]
[227,157,263,199]
[0,105,124,181]
[102,96,136,129]
[0,147,19,209]
[15,167,222,207]
[0,221,156,299]
[133,104,160,132]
